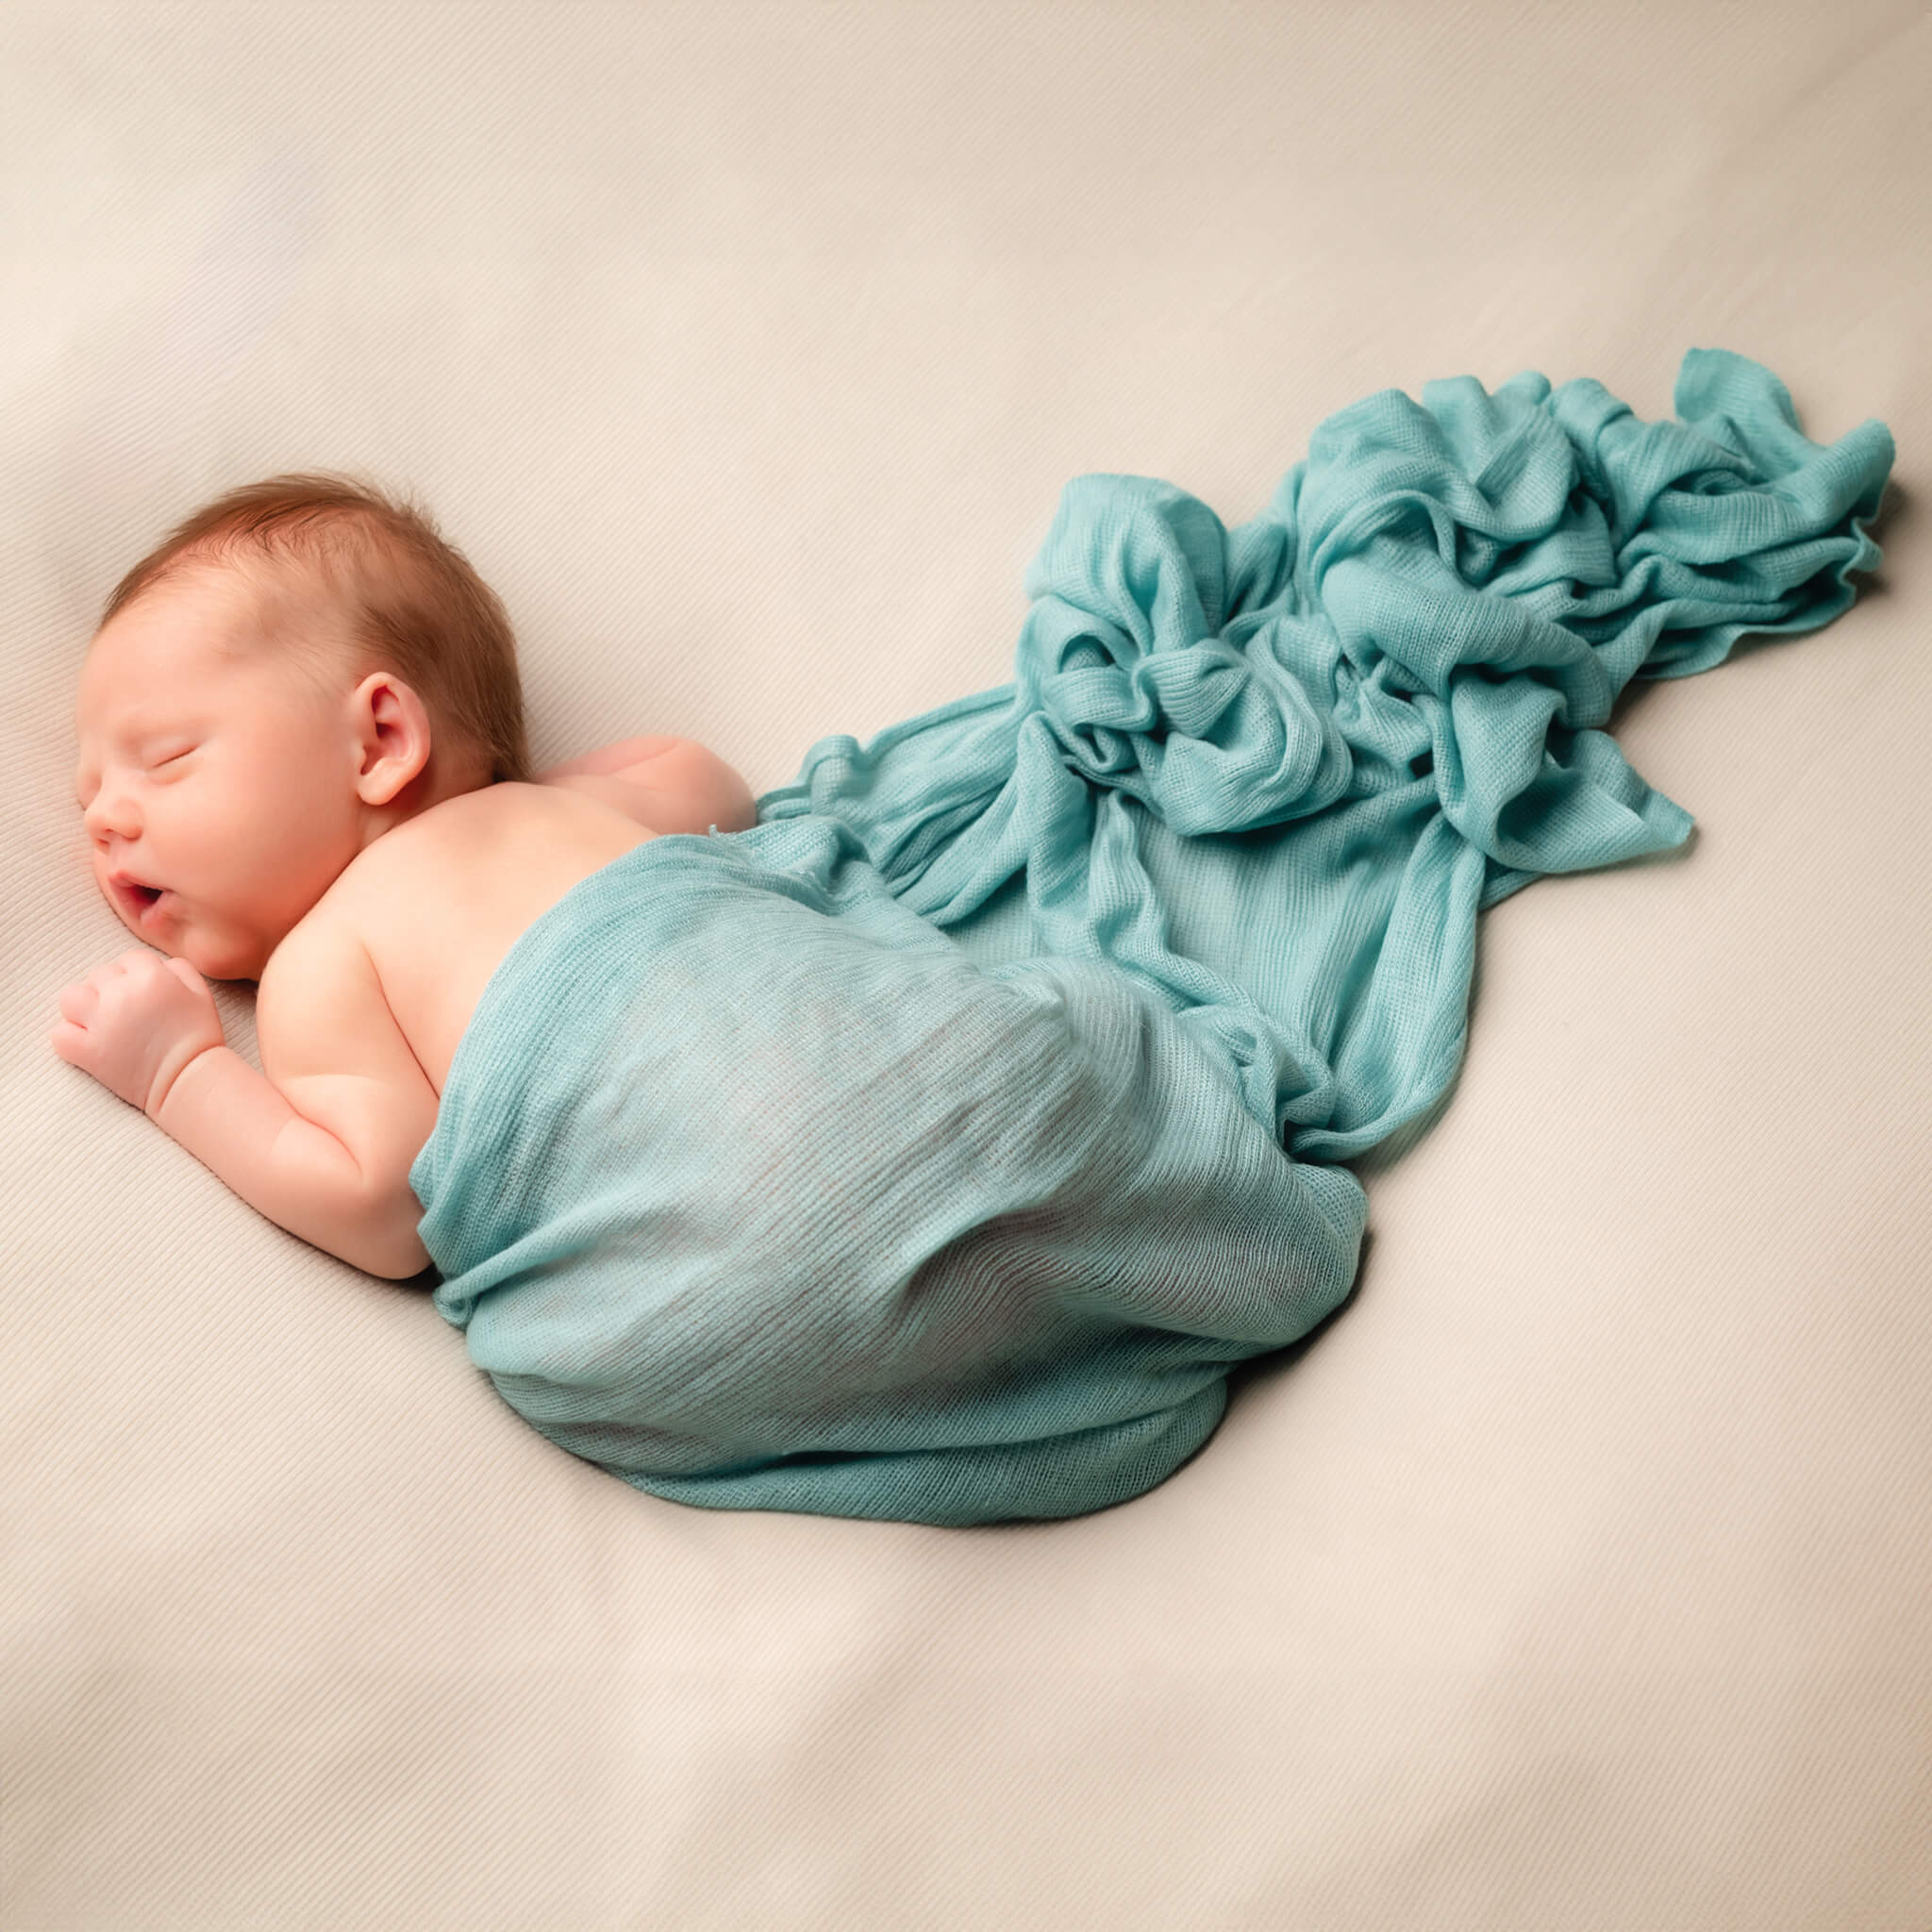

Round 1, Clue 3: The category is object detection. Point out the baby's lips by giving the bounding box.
[107,870,166,922]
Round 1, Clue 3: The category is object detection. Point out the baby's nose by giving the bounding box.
[83,788,139,842]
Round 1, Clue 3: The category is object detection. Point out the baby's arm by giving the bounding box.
[157,923,439,1280]
[153,1042,432,1279]
[537,736,758,835]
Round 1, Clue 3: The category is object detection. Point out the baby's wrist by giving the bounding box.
[146,1038,224,1123]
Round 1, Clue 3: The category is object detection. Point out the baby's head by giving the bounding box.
[73,474,533,981]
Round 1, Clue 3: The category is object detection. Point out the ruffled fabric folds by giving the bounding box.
[760,347,1891,1159]
[411,350,1891,1526]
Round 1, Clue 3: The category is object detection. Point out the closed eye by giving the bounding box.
[74,745,195,808]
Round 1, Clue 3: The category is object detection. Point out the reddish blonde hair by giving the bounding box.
[97,472,534,789]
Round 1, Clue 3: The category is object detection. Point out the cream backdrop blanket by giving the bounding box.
[4,5,1926,1927]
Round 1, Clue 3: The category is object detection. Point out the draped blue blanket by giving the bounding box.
[409,350,1892,1525]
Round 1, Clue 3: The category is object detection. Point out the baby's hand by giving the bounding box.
[52,949,225,1117]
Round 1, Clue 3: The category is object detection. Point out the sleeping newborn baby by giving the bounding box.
[53,473,758,1279]
[48,354,1891,1525]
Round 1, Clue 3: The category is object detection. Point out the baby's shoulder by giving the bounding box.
[256,794,459,1003]
[254,882,389,1074]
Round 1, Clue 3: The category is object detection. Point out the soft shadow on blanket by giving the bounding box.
[408,348,1893,1526]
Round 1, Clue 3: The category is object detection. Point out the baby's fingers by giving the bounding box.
[57,980,100,1024]
[49,1018,92,1065]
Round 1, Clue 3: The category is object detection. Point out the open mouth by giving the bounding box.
[109,874,167,922]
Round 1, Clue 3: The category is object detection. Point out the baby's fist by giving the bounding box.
[52,949,225,1117]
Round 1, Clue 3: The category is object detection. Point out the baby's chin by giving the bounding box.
[97,876,277,981]
[137,907,265,983]
[175,928,271,983]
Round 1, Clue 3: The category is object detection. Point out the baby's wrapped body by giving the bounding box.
[410,348,1894,1525]
[415,828,1367,1523]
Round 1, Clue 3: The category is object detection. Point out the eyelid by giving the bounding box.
[75,743,192,806]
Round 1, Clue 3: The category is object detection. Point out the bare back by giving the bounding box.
[282,779,659,1096]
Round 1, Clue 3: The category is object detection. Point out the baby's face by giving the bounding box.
[74,563,376,981]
